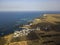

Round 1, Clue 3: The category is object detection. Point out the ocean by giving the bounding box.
[0,11,60,36]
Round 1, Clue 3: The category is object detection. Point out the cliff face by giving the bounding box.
[0,14,60,45]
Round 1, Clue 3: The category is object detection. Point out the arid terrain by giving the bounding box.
[0,14,60,45]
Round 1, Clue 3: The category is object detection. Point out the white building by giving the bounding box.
[36,27,40,31]
[13,31,20,38]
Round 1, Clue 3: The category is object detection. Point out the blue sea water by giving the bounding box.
[0,11,60,36]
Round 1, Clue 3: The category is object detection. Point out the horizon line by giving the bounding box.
[0,10,60,12]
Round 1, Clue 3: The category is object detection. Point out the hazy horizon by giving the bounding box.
[0,0,60,11]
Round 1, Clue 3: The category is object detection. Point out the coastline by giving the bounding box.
[0,14,60,45]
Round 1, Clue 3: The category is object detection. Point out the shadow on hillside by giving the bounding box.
[27,31,39,40]
[30,22,52,31]
[52,22,60,32]
[31,22,60,32]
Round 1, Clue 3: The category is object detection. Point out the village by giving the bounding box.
[13,23,41,38]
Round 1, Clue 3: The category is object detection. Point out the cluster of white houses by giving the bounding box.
[13,27,40,38]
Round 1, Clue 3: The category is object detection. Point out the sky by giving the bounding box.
[0,0,60,11]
